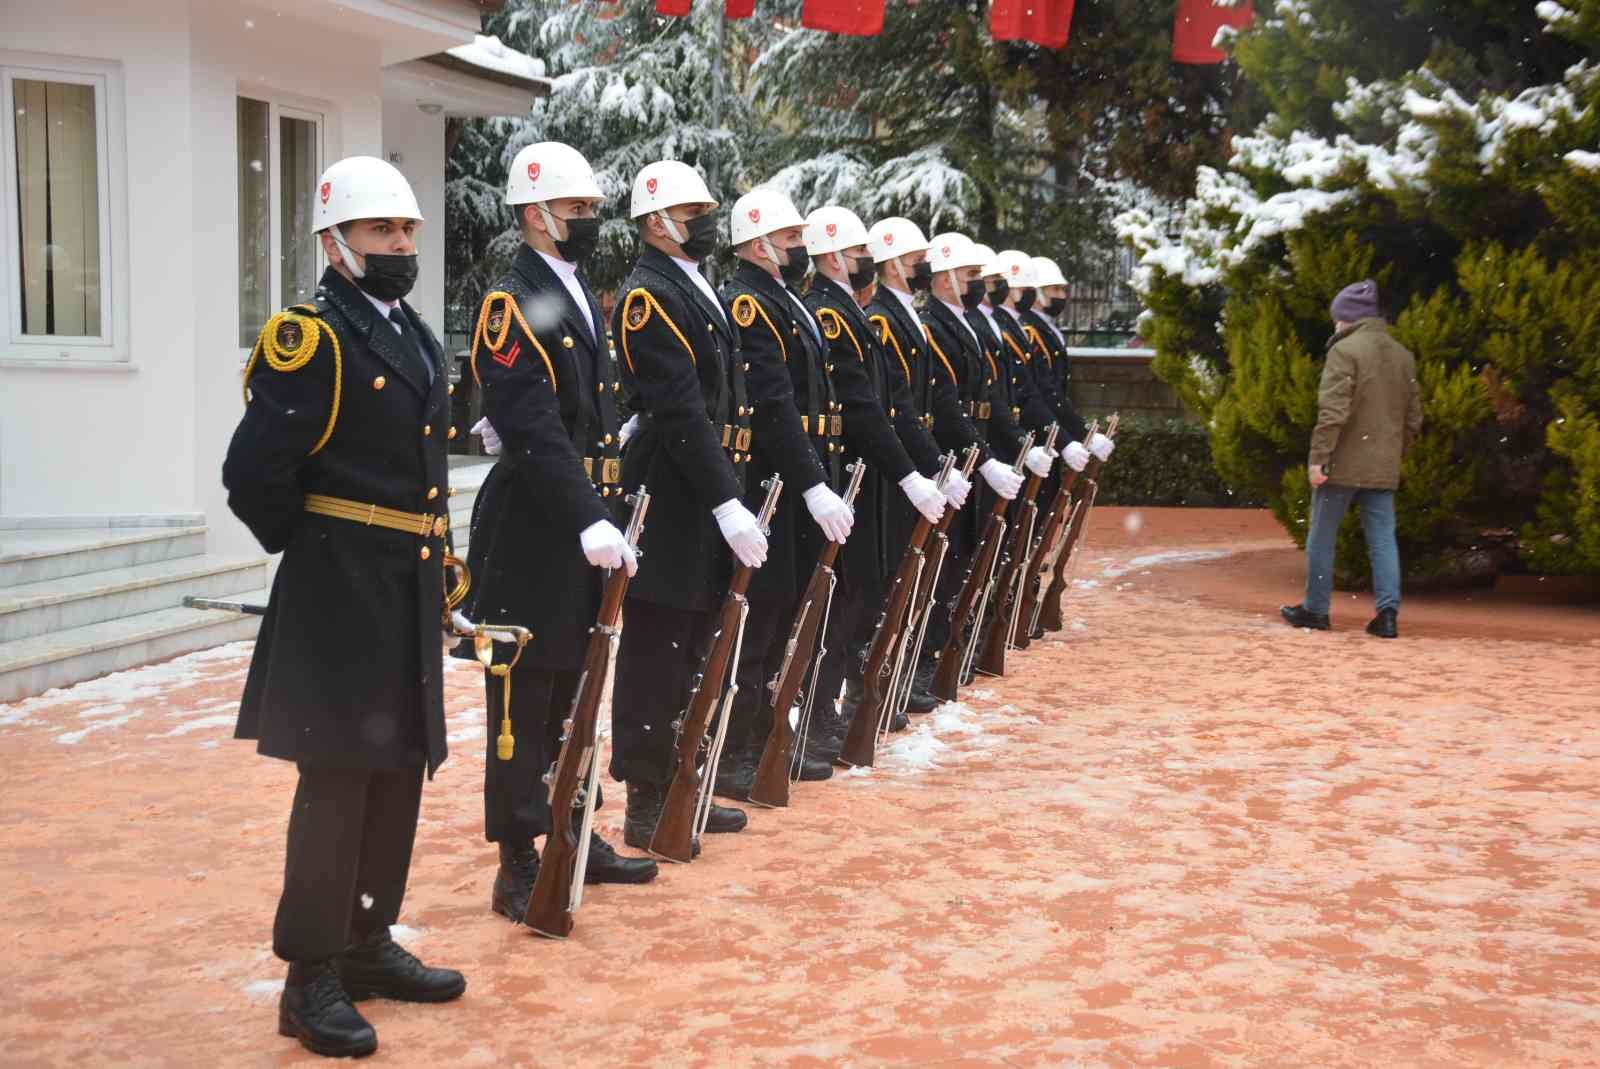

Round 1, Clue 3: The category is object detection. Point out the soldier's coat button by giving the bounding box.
[597,382,605,393]
[420,546,431,560]
[612,382,620,392]
[427,487,439,500]
[603,433,613,445]
[448,383,456,395]
[563,336,575,348]
[743,362,750,371]
[373,376,386,390]
[448,427,458,440]
[423,425,432,436]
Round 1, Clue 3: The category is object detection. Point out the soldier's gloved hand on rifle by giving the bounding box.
[899,471,946,524]
[579,519,639,576]
[1024,446,1055,478]
[1060,440,1091,472]
[714,499,768,568]
[1087,432,1115,461]
[472,416,502,456]
[803,484,854,544]
[444,609,474,642]
[618,413,640,449]
[942,469,973,510]
[979,458,1024,500]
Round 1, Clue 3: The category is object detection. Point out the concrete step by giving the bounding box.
[0,553,269,643]
[0,590,268,704]
[0,527,207,588]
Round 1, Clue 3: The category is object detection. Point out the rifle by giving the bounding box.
[1038,414,1119,633]
[1016,419,1099,647]
[524,488,650,938]
[929,432,1035,702]
[648,476,783,863]
[836,451,958,769]
[885,445,982,722]
[748,460,866,809]
[975,423,1061,675]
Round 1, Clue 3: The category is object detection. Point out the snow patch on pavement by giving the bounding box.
[1102,549,1233,579]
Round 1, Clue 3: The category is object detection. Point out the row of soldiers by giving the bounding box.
[222,148,1113,1059]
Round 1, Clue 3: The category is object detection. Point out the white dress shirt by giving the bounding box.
[362,290,402,332]
[670,255,727,324]
[938,298,982,349]
[886,283,924,332]
[536,248,596,342]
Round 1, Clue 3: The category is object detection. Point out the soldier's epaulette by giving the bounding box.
[241,305,343,457]
[618,287,695,374]
[1022,323,1053,366]
[1003,330,1031,364]
[731,293,786,362]
[869,314,911,383]
[815,306,864,362]
[922,323,960,387]
[470,290,556,389]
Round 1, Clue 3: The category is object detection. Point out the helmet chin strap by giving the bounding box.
[537,203,570,245]
[331,226,367,279]
[655,210,687,246]
[943,268,961,302]
[890,256,910,292]
[757,236,781,271]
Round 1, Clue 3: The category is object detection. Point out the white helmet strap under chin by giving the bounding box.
[890,256,910,291]
[537,203,570,245]
[943,268,962,301]
[758,235,781,269]
[655,210,686,246]
[331,226,367,279]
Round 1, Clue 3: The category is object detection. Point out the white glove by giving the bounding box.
[942,470,972,510]
[618,413,640,448]
[1024,446,1054,478]
[713,499,768,568]
[579,519,638,576]
[472,416,502,456]
[1088,432,1115,461]
[899,472,946,524]
[979,458,1023,500]
[445,608,474,641]
[803,484,854,544]
[1061,440,1091,472]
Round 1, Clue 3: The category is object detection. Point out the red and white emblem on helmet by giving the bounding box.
[1010,264,1020,275]
[941,245,951,257]
[527,161,541,183]
[884,233,895,246]
[749,208,760,223]
[825,222,837,237]
[646,177,659,195]
[319,181,331,205]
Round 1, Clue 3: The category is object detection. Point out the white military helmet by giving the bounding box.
[1032,255,1069,287]
[995,249,1037,288]
[506,141,604,205]
[867,217,930,263]
[312,156,422,233]
[970,244,1001,276]
[803,206,870,256]
[730,187,805,245]
[629,159,716,218]
[926,233,987,272]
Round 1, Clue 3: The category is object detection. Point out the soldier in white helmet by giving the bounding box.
[1024,255,1104,476]
[458,141,659,927]
[710,187,854,797]
[223,156,464,1058]
[608,160,762,851]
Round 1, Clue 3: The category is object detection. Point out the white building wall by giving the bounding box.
[380,100,447,339]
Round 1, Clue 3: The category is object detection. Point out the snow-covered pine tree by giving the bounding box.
[1119,0,1600,582]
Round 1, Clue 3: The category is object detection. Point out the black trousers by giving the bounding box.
[609,598,714,786]
[273,763,424,962]
[484,663,607,844]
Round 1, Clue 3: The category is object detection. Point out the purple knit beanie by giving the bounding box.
[1330,279,1380,323]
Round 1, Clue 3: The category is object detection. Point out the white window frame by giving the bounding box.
[236,88,327,356]
[0,51,128,366]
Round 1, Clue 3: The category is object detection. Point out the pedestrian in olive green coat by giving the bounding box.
[1281,280,1422,638]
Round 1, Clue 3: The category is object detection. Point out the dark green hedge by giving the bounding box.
[1087,416,1265,508]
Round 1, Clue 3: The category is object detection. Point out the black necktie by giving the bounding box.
[388,308,434,385]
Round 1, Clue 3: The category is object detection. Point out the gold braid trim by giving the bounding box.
[1022,323,1052,367]
[1003,330,1031,365]
[619,287,696,375]
[240,309,342,457]
[870,314,911,384]
[922,325,959,387]
[470,291,557,390]
[816,307,863,361]
[734,294,787,363]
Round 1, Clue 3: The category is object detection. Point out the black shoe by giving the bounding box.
[793,752,833,781]
[490,842,538,923]
[1366,608,1398,639]
[888,709,910,733]
[704,802,748,834]
[712,740,757,802]
[1279,604,1330,630]
[279,960,376,1059]
[582,832,659,884]
[337,928,465,1004]
[906,687,940,714]
[621,781,700,858]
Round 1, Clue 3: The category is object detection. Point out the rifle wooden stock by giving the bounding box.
[1039,459,1105,633]
[974,472,1047,678]
[930,489,1011,701]
[524,490,648,938]
[747,554,833,808]
[1014,465,1083,643]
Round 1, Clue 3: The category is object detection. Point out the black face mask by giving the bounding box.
[988,278,1010,305]
[1016,288,1036,313]
[778,243,810,287]
[1044,296,1067,317]
[848,255,875,291]
[352,252,419,302]
[672,213,719,261]
[909,260,933,292]
[960,278,986,311]
[553,215,601,264]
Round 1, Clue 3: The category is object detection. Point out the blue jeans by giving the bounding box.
[1303,484,1400,616]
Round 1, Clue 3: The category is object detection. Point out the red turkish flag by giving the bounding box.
[655,0,692,15]
[726,0,756,16]
[990,0,1076,50]
[1172,0,1254,64]
[801,0,885,36]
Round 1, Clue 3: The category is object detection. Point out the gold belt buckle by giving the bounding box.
[721,424,732,447]
[978,402,992,419]
[583,458,594,478]
[830,414,842,437]
[432,515,448,538]
[1012,406,1022,421]
[602,458,621,484]
[736,427,752,451]
[800,415,810,433]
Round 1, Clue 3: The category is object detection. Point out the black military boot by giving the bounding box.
[704,800,748,833]
[712,738,758,801]
[491,842,538,923]
[622,781,700,858]
[582,831,659,884]
[907,663,941,714]
[1280,604,1331,630]
[801,701,847,766]
[337,928,465,1004]
[1366,608,1398,639]
[279,959,377,1058]
[888,708,910,732]
[792,749,834,781]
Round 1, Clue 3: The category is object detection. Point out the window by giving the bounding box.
[237,96,323,347]
[1,56,121,362]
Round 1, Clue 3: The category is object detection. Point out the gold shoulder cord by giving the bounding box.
[871,314,911,384]
[922,324,959,387]
[817,307,863,362]
[241,309,343,456]
[1023,324,1052,367]
[734,294,787,362]
[1003,331,1031,364]
[470,291,558,389]
[619,287,697,374]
